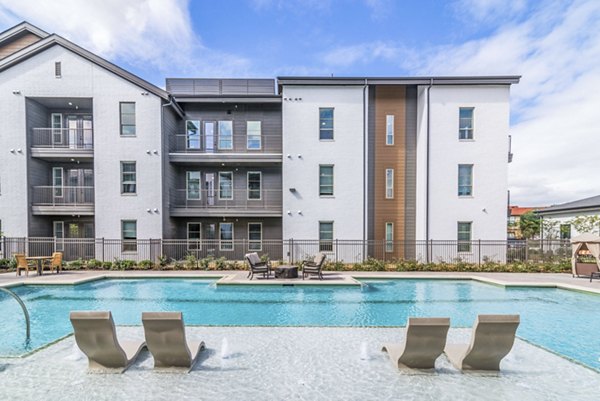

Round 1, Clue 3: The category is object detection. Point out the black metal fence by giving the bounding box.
[0,237,571,265]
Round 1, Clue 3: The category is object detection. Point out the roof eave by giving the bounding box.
[277,76,521,86]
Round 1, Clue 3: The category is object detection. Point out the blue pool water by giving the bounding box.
[1,278,599,370]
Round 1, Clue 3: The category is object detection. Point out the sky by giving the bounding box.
[0,0,598,207]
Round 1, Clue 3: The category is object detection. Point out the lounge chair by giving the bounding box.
[302,253,327,280]
[444,314,520,371]
[382,317,451,369]
[44,252,63,274]
[14,254,35,277]
[142,312,205,372]
[245,252,271,280]
[70,311,146,373]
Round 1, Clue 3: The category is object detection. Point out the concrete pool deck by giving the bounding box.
[1,270,600,294]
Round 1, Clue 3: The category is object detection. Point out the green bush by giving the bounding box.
[86,259,103,269]
[157,254,170,267]
[185,254,198,270]
[112,258,136,270]
[198,256,213,270]
[66,258,84,270]
[138,260,154,270]
[0,258,11,269]
[101,261,113,270]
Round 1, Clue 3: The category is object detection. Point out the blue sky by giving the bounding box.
[0,0,598,206]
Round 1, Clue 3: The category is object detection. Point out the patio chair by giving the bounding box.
[70,311,147,373]
[382,317,451,369]
[245,252,271,280]
[302,253,327,280]
[14,254,35,277]
[142,312,205,372]
[444,314,520,371]
[44,252,63,274]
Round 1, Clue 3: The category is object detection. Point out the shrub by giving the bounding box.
[185,254,198,270]
[138,260,154,270]
[66,258,84,270]
[157,255,170,267]
[214,257,227,270]
[86,259,103,269]
[101,261,113,270]
[0,258,11,269]
[112,258,136,270]
[198,256,213,270]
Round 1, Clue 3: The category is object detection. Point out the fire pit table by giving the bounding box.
[274,265,298,279]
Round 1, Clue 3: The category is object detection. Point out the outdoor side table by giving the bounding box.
[274,266,298,279]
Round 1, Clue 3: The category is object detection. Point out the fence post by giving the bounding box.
[525,239,529,262]
[289,238,294,264]
[101,237,105,262]
[478,239,481,266]
[335,239,338,263]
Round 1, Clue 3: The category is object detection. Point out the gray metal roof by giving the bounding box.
[537,195,600,215]
[277,76,521,86]
[0,21,48,43]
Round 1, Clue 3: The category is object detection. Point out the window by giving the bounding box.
[319,165,334,196]
[55,61,61,78]
[186,120,200,149]
[560,224,571,240]
[385,169,394,199]
[51,113,63,145]
[248,223,262,251]
[459,107,474,140]
[458,164,473,196]
[186,171,201,200]
[457,222,472,252]
[53,221,64,251]
[220,222,234,250]
[121,162,136,194]
[319,108,334,140]
[385,222,394,252]
[386,115,394,145]
[121,220,137,252]
[247,172,261,200]
[120,102,136,136]
[247,121,261,150]
[219,172,233,200]
[52,167,63,197]
[187,222,201,250]
[218,120,233,149]
[319,221,334,252]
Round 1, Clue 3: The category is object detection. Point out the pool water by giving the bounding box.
[1,278,599,370]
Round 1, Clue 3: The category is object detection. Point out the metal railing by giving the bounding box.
[31,186,95,206]
[0,287,30,342]
[170,189,282,211]
[170,134,282,153]
[0,237,572,265]
[31,128,93,150]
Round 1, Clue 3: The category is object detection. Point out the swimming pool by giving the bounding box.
[1,278,599,370]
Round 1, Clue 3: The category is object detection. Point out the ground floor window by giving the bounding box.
[220,222,234,250]
[319,221,333,252]
[187,222,201,250]
[385,222,394,252]
[122,220,137,252]
[53,221,64,251]
[457,221,472,253]
[248,223,262,251]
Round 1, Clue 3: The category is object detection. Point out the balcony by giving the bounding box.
[169,134,282,165]
[31,128,93,160]
[31,186,94,215]
[170,189,282,217]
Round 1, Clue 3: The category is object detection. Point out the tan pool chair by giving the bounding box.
[70,311,147,373]
[142,312,205,372]
[14,254,35,277]
[382,317,451,369]
[45,252,63,274]
[444,314,520,371]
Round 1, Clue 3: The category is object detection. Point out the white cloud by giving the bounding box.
[0,0,252,78]
[454,0,528,22]
[321,41,401,67]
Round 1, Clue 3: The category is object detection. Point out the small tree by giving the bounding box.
[519,211,541,239]
[541,219,560,240]
[569,215,600,235]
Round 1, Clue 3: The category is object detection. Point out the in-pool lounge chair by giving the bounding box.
[382,317,451,369]
[70,311,147,373]
[302,252,327,280]
[142,312,205,372]
[245,252,271,280]
[444,314,520,371]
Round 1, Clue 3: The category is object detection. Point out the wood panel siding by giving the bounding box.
[0,32,41,59]
[373,86,406,258]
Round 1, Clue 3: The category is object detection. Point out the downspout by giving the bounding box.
[362,79,368,259]
[162,95,184,119]
[426,79,433,243]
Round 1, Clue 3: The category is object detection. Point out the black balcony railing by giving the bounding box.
[170,189,282,212]
[31,186,94,206]
[31,128,93,150]
[170,134,282,153]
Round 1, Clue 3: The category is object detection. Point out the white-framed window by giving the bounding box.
[319,221,334,252]
[458,164,473,196]
[385,222,394,252]
[120,162,136,194]
[186,171,201,200]
[53,221,64,251]
[459,107,474,140]
[51,113,63,145]
[319,165,334,196]
[219,172,233,200]
[319,108,334,140]
[386,115,394,145]
[247,121,262,150]
[457,222,472,253]
[187,222,201,250]
[220,222,234,250]
[218,120,233,149]
[54,61,62,78]
[385,168,394,199]
[121,220,137,252]
[186,120,201,149]
[248,222,262,251]
[247,172,261,200]
[52,167,63,198]
[120,102,136,136]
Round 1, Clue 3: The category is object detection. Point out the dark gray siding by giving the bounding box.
[26,98,49,236]
[404,86,417,258]
[166,79,276,96]
[162,104,181,239]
